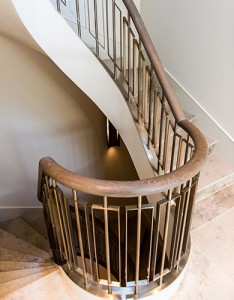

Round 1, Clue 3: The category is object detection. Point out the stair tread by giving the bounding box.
[2,269,78,300]
[197,154,234,201]
[0,261,52,272]
[28,217,48,240]
[0,228,51,260]
[0,268,57,298]
[0,265,56,284]
[0,217,51,253]
[0,247,47,263]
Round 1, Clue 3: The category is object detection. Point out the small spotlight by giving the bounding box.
[106,118,120,147]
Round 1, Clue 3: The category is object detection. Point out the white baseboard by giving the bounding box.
[0,207,43,222]
[166,70,234,165]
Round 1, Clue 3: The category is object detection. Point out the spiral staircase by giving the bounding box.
[0,0,220,299]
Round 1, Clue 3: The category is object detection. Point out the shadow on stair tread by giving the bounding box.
[0,217,51,254]
[0,228,51,261]
[0,265,56,284]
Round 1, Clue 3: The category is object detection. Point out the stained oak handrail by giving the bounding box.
[39,120,207,198]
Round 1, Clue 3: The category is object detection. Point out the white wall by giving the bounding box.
[0,36,138,208]
[141,0,234,144]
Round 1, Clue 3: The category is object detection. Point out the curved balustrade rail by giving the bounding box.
[38,158,199,296]
[37,0,208,297]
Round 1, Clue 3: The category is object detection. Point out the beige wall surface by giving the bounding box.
[0,36,138,208]
[141,0,234,143]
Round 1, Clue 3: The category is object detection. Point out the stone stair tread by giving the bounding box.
[0,228,51,260]
[197,154,234,201]
[0,265,56,284]
[0,261,53,272]
[2,269,77,300]
[0,217,51,253]
[0,247,47,263]
[0,268,57,298]
[28,217,48,240]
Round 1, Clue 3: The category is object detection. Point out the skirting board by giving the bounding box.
[0,207,43,222]
[166,70,234,165]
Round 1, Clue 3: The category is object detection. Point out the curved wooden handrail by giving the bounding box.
[122,0,185,123]
[39,120,207,198]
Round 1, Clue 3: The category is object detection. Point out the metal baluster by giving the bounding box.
[123,18,127,81]
[56,0,61,12]
[152,89,159,149]
[94,0,99,57]
[150,202,161,280]
[147,72,153,148]
[103,196,112,294]
[75,0,81,37]
[147,206,154,282]
[169,195,182,268]
[91,206,99,282]
[170,124,178,172]
[83,203,95,279]
[127,12,131,100]
[163,114,170,174]
[137,46,142,123]
[159,190,172,286]
[113,1,117,80]
[158,93,165,171]
[176,183,191,270]
[73,190,88,286]
[135,196,142,295]
[63,196,79,270]
[52,180,68,262]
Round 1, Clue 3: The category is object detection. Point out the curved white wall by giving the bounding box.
[12,0,154,180]
[0,35,138,207]
[141,0,234,161]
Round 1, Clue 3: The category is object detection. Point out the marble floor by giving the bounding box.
[173,184,234,299]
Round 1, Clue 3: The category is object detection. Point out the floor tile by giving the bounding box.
[192,208,234,282]
[173,243,234,299]
[192,184,234,231]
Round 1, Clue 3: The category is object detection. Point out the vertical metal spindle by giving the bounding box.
[159,191,172,286]
[176,137,185,171]
[106,0,110,57]
[83,204,95,279]
[158,93,165,166]
[103,196,112,294]
[176,181,192,270]
[152,90,159,149]
[123,18,127,80]
[170,124,178,172]
[119,10,123,70]
[112,1,117,80]
[147,72,153,148]
[142,61,146,123]
[127,12,131,100]
[94,0,99,57]
[163,115,170,174]
[137,46,142,123]
[63,196,79,270]
[91,207,99,281]
[150,202,161,280]
[75,0,81,37]
[52,180,68,261]
[73,190,88,286]
[59,194,73,270]
[56,0,61,12]
[135,196,142,295]
[147,206,154,282]
[169,195,182,268]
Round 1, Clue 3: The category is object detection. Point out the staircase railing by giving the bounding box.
[37,0,208,297]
